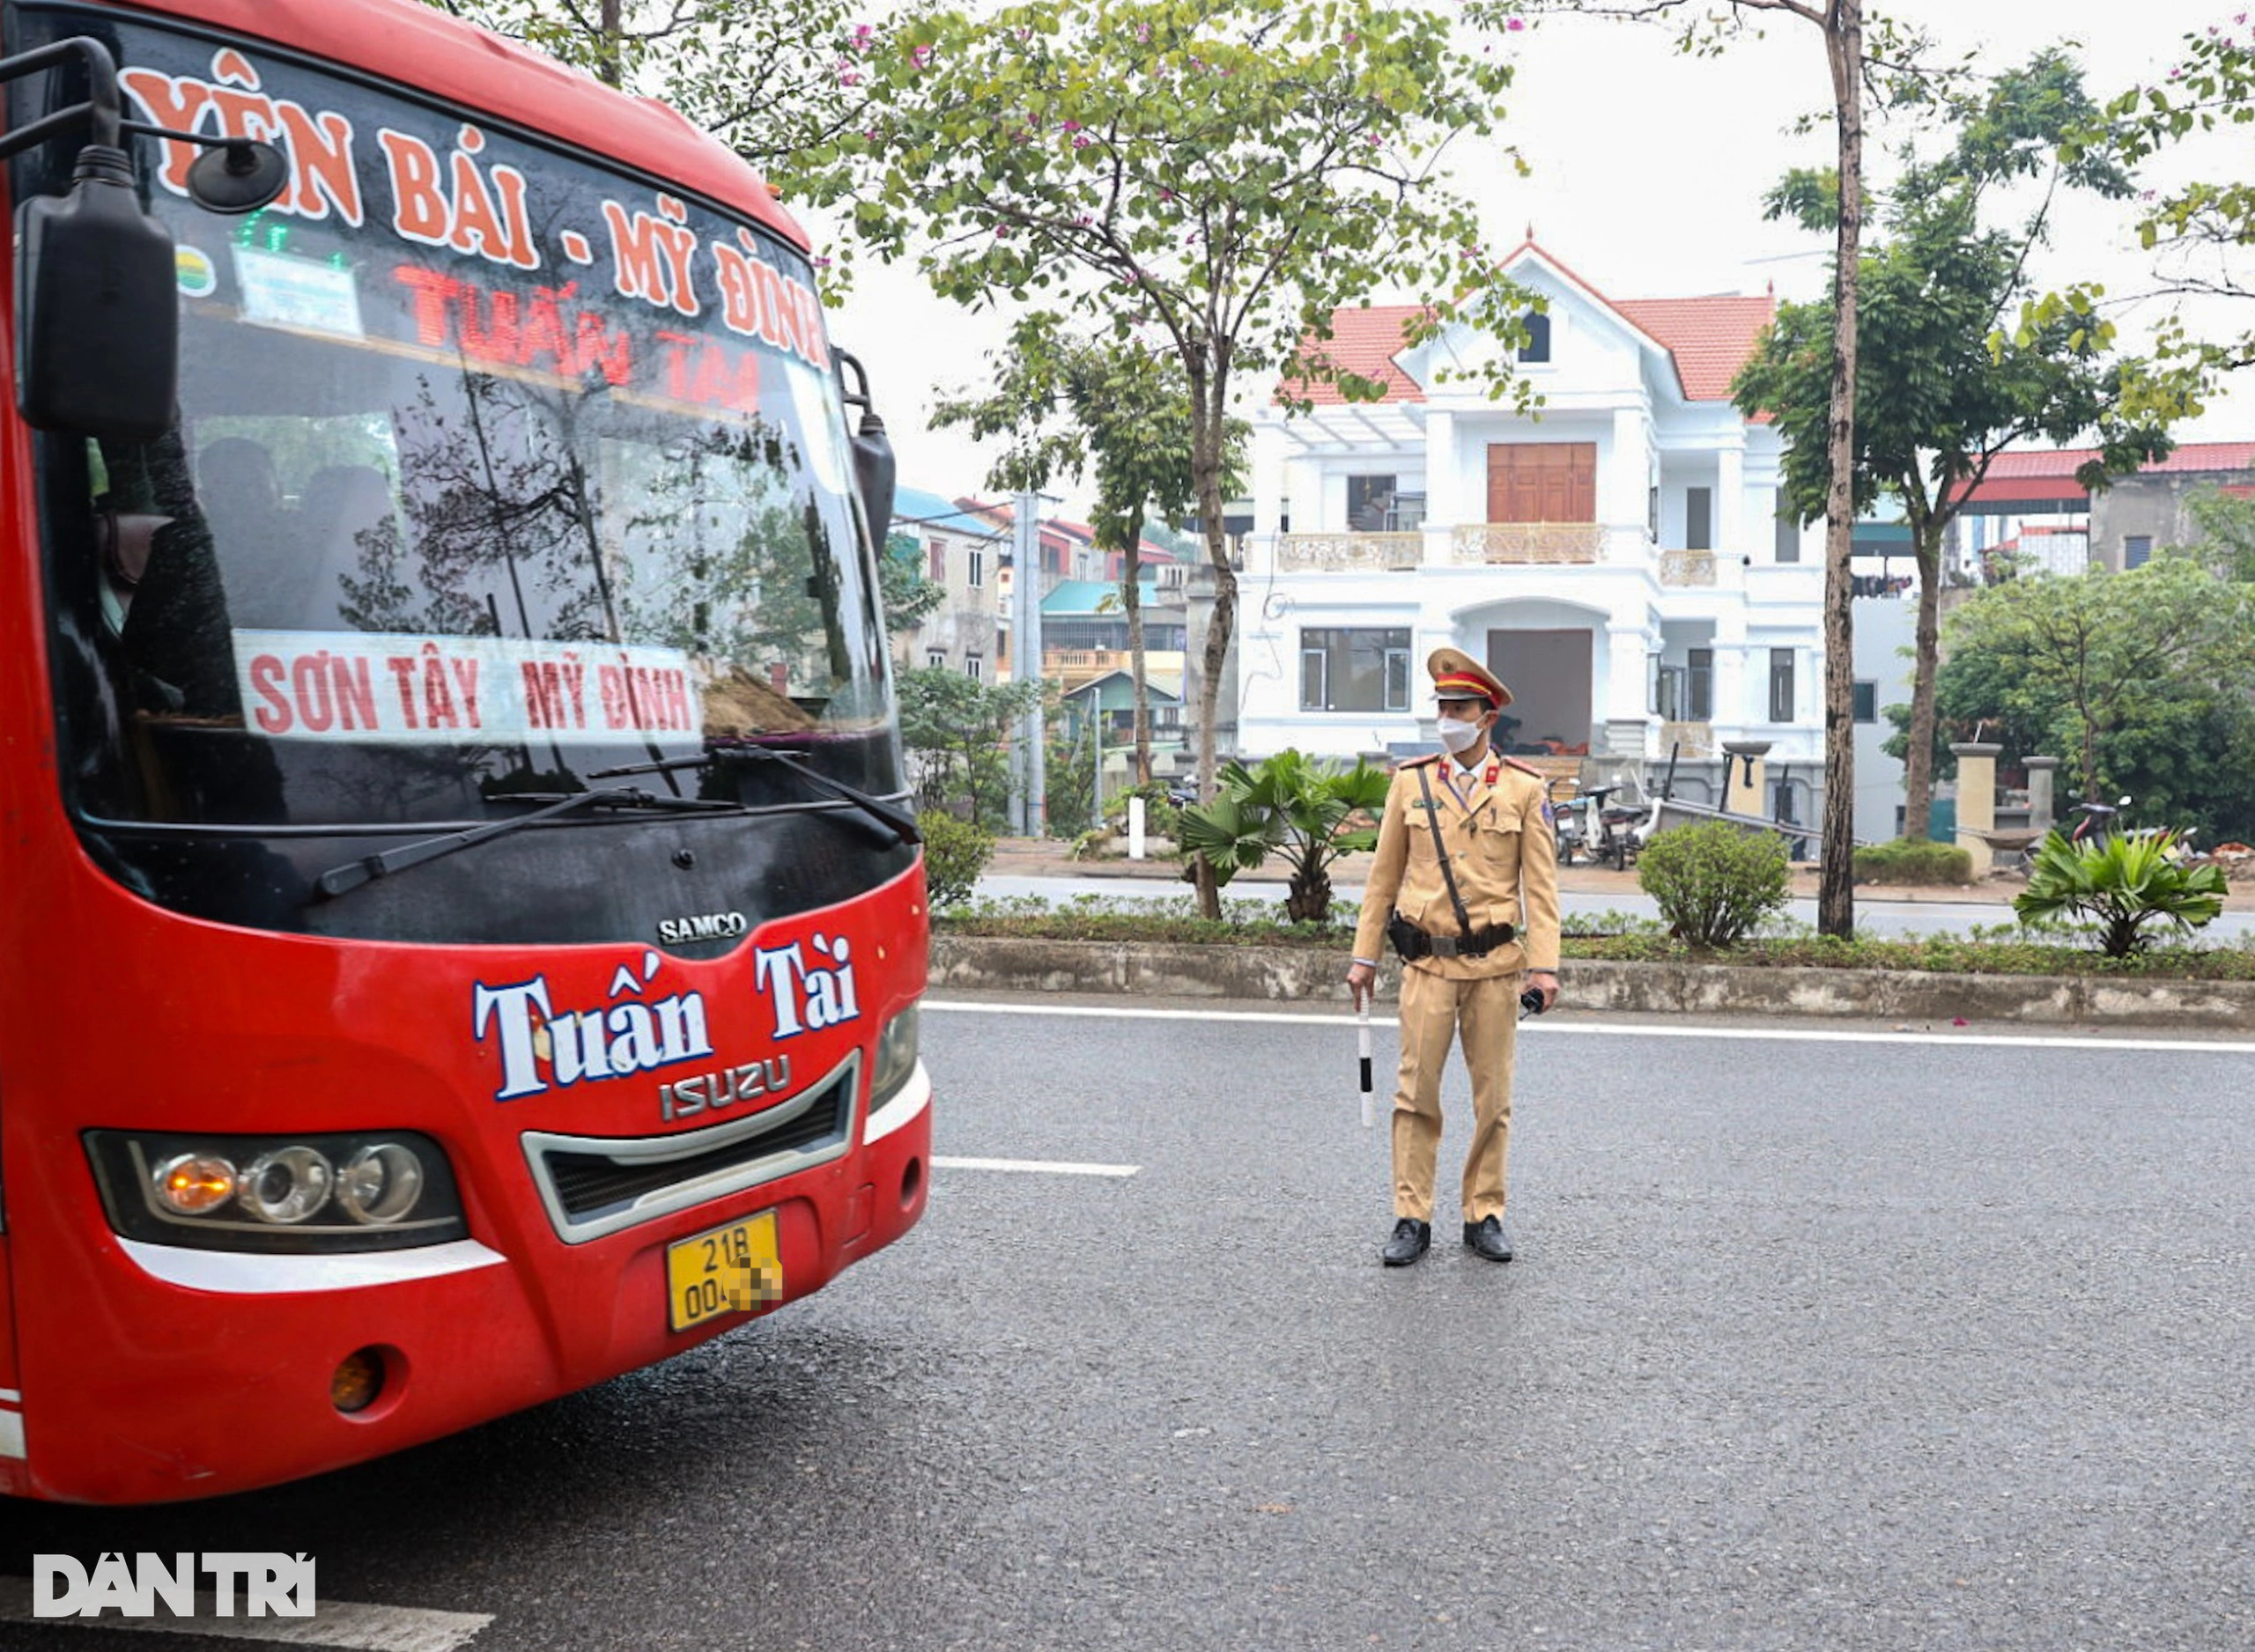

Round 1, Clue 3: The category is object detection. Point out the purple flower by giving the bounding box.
[1073,135,1091,148]
[1506,15,1525,29]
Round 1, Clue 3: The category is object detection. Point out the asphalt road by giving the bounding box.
[975,871,2255,943]
[5,1001,2253,1650]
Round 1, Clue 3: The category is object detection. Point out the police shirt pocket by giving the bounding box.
[1474,808,1524,863]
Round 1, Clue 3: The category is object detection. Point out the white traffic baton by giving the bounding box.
[1357,999,1374,1129]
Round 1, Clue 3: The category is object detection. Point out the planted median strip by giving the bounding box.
[929,894,2255,1031]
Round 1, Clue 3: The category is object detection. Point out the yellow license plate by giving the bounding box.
[665,1210,782,1332]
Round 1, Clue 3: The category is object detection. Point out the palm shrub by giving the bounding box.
[919,812,995,911]
[1636,821,1791,948]
[1176,749,1391,924]
[2013,828,2227,957]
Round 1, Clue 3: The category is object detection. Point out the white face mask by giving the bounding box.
[1437,715,1485,754]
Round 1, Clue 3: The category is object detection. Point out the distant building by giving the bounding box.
[1954,440,2255,576]
[889,485,1003,682]
[1239,239,1823,808]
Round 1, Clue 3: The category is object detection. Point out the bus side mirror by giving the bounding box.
[16,143,178,440]
[836,348,896,542]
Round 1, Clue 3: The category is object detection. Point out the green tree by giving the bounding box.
[935,316,1241,788]
[791,0,1528,916]
[897,666,1040,829]
[1482,0,1961,938]
[2183,484,2255,585]
[2071,20,2255,383]
[420,0,884,166]
[1734,50,2180,842]
[1929,557,2255,841]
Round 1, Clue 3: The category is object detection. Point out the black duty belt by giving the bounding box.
[1387,913,1518,962]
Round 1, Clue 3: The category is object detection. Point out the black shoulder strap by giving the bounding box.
[1414,764,1475,939]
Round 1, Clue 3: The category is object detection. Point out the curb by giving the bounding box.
[930,937,2255,1032]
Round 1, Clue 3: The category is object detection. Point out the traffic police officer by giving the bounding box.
[1346,648,1561,1267]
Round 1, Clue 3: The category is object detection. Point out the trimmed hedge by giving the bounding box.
[1853,837,1975,887]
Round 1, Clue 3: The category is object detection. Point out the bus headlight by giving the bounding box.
[870,1002,920,1105]
[336,1143,426,1226]
[240,1146,335,1224]
[85,1129,468,1252]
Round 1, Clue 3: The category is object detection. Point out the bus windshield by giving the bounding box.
[32,11,897,833]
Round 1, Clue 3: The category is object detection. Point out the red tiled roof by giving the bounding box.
[1979,442,2255,480]
[1283,304,1429,407]
[1613,296,1778,402]
[1282,250,1778,409]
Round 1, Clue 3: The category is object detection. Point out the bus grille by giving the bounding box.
[520,1052,859,1243]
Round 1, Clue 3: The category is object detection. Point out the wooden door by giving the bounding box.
[1486,442,1595,523]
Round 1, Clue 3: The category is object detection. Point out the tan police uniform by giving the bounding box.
[1351,666,1562,1228]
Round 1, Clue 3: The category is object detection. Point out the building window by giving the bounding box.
[2124,535,2153,569]
[1298,626,1410,712]
[1647,485,1660,541]
[1852,680,1878,723]
[1519,310,1551,364]
[1346,475,1399,532]
[1158,564,1187,589]
[968,547,984,587]
[1685,487,1712,551]
[926,648,947,669]
[1775,496,1800,563]
[1153,704,1181,729]
[1769,648,1795,722]
[928,539,945,581]
[1688,647,1713,720]
[965,654,984,682]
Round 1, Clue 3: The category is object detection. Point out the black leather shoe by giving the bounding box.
[1382,1218,1431,1267]
[1463,1215,1514,1262]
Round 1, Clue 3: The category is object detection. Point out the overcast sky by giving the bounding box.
[809,0,2253,516]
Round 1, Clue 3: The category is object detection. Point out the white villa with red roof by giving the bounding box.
[1238,241,1823,806]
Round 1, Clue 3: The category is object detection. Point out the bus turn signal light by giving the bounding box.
[153,1154,236,1216]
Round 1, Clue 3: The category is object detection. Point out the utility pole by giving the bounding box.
[1008,490,1046,836]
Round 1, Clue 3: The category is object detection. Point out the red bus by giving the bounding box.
[0,0,931,1503]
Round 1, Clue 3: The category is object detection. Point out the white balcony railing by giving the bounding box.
[1660,719,1715,758]
[1448,523,1605,565]
[1275,531,1423,572]
[1659,549,1718,586]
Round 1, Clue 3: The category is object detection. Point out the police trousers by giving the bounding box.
[1391,965,1520,1224]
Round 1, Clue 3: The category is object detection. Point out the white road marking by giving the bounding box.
[934,1155,1142,1177]
[0,1582,491,1651]
[923,999,2255,1055]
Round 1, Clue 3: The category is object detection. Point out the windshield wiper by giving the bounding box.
[590,749,920,845]
[314,786,736,900]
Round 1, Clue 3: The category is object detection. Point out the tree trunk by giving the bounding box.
[1901,523,1945,841]
[598,0,625,86]
[1815,2,1864,940]
[1185,354,1236,920]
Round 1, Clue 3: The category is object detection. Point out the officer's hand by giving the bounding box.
[1346,960,1376,1009]
[1527,970,1559,1013]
